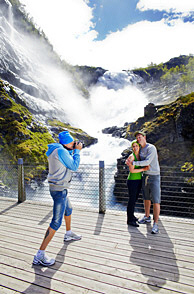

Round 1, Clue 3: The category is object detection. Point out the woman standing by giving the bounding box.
[126,140,149,227]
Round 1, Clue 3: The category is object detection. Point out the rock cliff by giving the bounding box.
[103,93,194,168]
[0,79,97,185]
[76,54,194,105]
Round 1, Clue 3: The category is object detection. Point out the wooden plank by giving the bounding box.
[1,214,194,265]
[1,246,192,294]
[1,198,194,294]
[1,223,194,271]
[1,235,194,293]
[3,219,193,262]
[0,285,20,294]
[1,220,194,265]
[1,209,194,251]
[1,198,194,226]
[1,210,194,247]
[2,198,194,228]
[1,198,194,225]
[0,274,61,294]
[1,206,194,244]
[0,261,144,294]
[1,236,191,281]
[1,219,194,266]
[1,215,194,258]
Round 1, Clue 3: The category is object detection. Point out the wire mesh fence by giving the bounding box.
[0,163,18,199]
[0,161,194,218]
[114,164,194,218]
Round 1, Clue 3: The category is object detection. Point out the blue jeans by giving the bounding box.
[50,189,72,231]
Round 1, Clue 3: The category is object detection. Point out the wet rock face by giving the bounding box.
[112,94,194,217]
[131,55,194,105]
[0,93,12,109]
[176,103,194,140]
[0,0,10,18]
[0,5,45,100]
[74,66,107,88]
[102,93,194,166]
[102,126,126,138]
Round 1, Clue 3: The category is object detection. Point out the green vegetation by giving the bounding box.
[47,119,97,146]
[134,55,194,88]
[0,80,54,164]
[0,79,55,184]
[181,162,194,172]
[0,78,97,186]
[125,91,194,168]
[160,58,194,89]
[181,162,194,184]
[47,119,84,134]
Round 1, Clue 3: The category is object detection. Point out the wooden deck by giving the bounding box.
[0,197,194,294]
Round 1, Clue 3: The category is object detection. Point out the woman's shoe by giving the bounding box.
[127,220,139,227]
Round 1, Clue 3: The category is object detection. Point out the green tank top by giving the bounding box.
[127,153,142,180]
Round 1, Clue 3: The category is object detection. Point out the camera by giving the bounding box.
[73,141,85,149]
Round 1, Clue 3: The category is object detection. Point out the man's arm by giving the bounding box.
[58,148,80,171]
[126,159,149,173]
[133,145,156,167]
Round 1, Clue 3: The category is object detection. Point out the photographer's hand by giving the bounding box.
[75,142,82,150]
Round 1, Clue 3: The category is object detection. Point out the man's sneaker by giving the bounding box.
[33,253,55,266]
[151,223,159,234]
[138,215,151,224]
[64,231,82,242]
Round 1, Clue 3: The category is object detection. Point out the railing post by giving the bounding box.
[18,158,26,203]
[99,160,106,214]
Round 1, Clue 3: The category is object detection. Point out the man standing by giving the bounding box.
[33,130,82,266]
[128,131,161,234]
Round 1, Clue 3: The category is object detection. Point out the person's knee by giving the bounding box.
[153,202,161,207]
[65,198,72,216]
[65,207,72,216]
[50,218,63,231]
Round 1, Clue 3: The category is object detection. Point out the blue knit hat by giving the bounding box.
[58,131,74,145]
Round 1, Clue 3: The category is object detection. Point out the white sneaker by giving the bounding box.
[33,253,55,266]
[151,223,159,234]
[138,215,151,224]
[64,231,82,242]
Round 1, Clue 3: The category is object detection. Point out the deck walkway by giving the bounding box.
[0,197,194,294]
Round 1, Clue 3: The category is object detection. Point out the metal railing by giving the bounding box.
[0,160,194,218]
[114,164,194,218]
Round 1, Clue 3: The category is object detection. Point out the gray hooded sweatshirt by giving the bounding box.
[46,143,80,191]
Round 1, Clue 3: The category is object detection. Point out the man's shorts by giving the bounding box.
[142,174,161,203]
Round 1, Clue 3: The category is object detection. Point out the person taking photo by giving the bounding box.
[33,130,82,266]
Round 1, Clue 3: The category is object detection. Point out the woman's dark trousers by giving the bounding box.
[127,179,142,222]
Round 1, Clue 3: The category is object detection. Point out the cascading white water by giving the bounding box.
[7,1,14,40]
[0,1,150,208]
[79,72,148,163]
[0,5,148,164]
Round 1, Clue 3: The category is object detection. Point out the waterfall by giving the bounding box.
[6,0,14,40]
[97,70,143,90]
[80,71,148,163]
[0,3,148,164]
